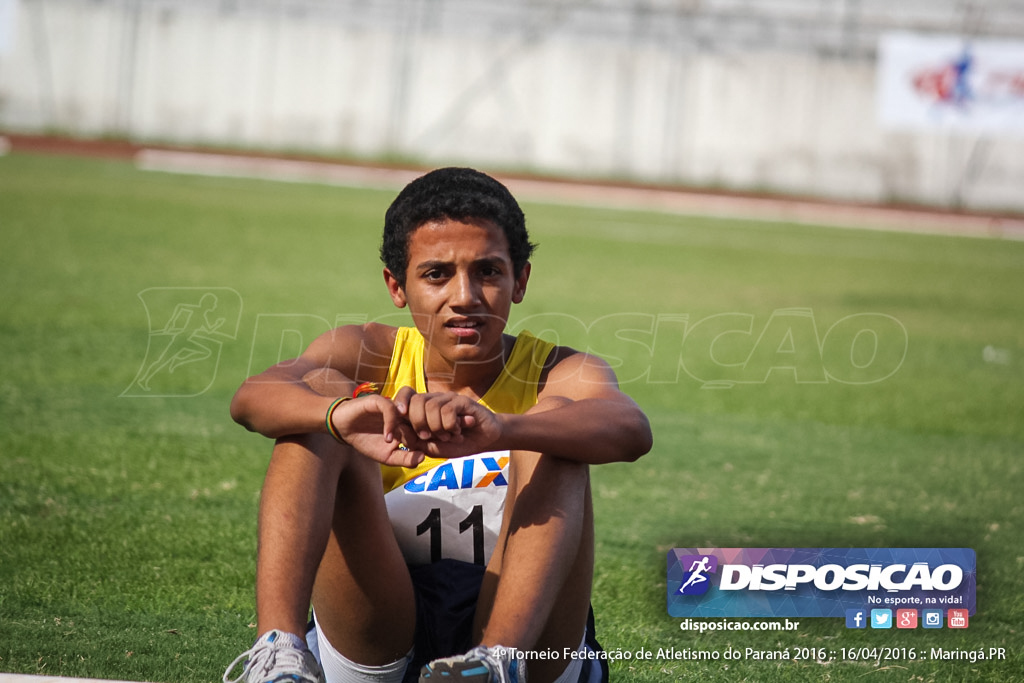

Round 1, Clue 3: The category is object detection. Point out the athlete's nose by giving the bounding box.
[449,270,481,308]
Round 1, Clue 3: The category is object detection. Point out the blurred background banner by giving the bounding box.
[877,32,1024,135]
[0,0,17,55]
[1,0,1023,211]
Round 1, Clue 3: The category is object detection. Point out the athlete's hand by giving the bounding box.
[328,394,426,468]
[391,386,504,459]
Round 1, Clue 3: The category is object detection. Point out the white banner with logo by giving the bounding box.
[877,32,1024,135]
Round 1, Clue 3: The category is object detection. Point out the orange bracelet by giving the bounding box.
[352,382,380,398]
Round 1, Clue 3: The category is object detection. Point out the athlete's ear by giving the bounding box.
[512,262,530,304]
[383,268,407,308]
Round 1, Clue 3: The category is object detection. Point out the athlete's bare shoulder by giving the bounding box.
[538,344,622,401]
[301,322,399,382]
[353,321,400,354]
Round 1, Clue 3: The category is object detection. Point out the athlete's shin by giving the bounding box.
[257,433,348,640]
[311,447,417,667]
[475,451,594,682]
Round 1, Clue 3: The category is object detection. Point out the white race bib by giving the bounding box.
[384,451,511,566]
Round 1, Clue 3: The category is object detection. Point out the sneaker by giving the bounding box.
[223,630,326,683]
[419,645,526,683]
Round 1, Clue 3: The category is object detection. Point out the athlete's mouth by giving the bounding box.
[444,318,484,337]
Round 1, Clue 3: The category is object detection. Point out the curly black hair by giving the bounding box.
[380,167,536,287]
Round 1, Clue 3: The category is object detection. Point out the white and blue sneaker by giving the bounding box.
[419,645,525,683]
[223,630,326,683]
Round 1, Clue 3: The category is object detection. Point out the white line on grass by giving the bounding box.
[505,178,1024,241]
[135,149,1024,241]
[135,149,421,191]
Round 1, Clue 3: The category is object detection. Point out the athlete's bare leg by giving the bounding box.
[310,434,416,665]
[257,432,416,665]
[255,433,343,640]
[473,402,595,683]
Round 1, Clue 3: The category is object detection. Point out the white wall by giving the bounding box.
[2,0,1022,212]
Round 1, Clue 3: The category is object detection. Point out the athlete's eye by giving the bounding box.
[423,269,448,282]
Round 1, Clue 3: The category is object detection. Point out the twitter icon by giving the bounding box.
[870,609,893,629]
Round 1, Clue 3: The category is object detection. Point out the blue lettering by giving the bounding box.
[428,463,459,491]
[404,472,429,493]
[460,458,475,488]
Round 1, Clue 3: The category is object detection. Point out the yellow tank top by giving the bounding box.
[380,326,555,493]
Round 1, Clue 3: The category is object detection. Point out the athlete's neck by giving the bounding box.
[422,334,514,400]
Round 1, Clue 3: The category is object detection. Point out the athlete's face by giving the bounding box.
[384,218,529,367]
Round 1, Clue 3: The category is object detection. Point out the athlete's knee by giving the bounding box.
[510,450,588,486]
[272,431,367,482]
[275,431,341,459]
[506,452,589,526]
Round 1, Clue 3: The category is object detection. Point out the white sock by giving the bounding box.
[312,617,411,683]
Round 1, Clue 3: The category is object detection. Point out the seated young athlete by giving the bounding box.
[223,167,652,683]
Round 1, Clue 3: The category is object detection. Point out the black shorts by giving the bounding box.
[404,559,608,683]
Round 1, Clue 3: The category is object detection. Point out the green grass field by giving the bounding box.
[1,151,1022,682]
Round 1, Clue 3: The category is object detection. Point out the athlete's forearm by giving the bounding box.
[232,323,394,440]
[230,365,357,439]
[497,396,652,464]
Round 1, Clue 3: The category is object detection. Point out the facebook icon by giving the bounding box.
[845,609,867,629]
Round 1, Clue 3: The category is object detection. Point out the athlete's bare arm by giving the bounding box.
[229,323,424,467]
[391,347,652,465]
[501,347,652,464]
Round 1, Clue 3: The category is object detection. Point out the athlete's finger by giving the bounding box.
[375,395,406,444]
[390,420,423,453]
[404,392,437,440]
[423,394,457,438]
[388,444,424,468]
[391,385,418,416]
[438,397,469,434]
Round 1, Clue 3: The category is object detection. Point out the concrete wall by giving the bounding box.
[2,0,1022,212]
